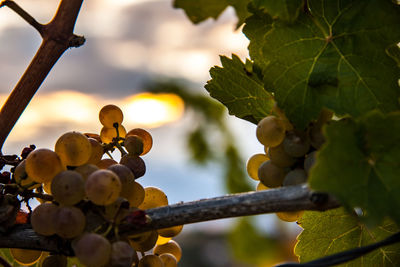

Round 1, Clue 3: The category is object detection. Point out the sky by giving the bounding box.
[0,0,299,236]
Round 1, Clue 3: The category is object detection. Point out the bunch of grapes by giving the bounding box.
[246,105,332,222]
[5,104,183,267]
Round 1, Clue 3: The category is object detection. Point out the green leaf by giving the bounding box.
[206,54,275,124]
[224,145,252,193]
[309,111,400,225]
[252,0,304,22]
[244,0,400,128]
[296,208,400,266]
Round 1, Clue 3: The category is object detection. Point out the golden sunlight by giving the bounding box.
[122,92,184,128]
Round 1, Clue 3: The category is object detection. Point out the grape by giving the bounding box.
[54,206,85,239]
[55,131,92,166]
[123,181,145,207]
[42,255,67,267]
[14,160,40,189]
[129,230,158,252]
[30,203,58,236]
[126,128,153,155]
[315,108,333,127]
[156,235,172,245]
[153,240,182,262]
[75,164,99,182]
[138,255,164,267]
[272,103,293,131]
[104,197,130,223]
[256,182,268,191]
[246,154,269,180]
[283,130,311,157]
[42,181,52,194]
[283,169,307,186]
[25,148,65,183]
[108,164,135,186]
[304,151,317,174]
[309,123,325,149]
[99,104,124,128]
[85,169,122,205]
[138,186,168,210]
[160,253,178,267]
[256,116,286,147]
[276,211,304,222]
[120,154,146,178]
[258,160,285,188]
[100,125,127,143]
[51,170,85,206]
[96,158,118,169]
[10,248,42,265]
[158,225,183,238]
[267,143,297,167]
[124,135,144,156]
[73,233,111,267]
[86,138,104,164]
[110,241,136,267]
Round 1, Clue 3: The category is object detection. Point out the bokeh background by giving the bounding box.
[0,1,301,266]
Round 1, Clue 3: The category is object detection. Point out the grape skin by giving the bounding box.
[55,131,92,166]
[110,241,136,267]
[158,225,183,238]
[86,138,104,164]
[25,148,65,183]
[85,169,122,205]
[153,240,182,262]
[96,158,118,169]
[51,170,85,206]
[54,206,86,239]
[138,186,168,210]
[121,181,145,207]
[129,230,158,252]
[283,130,310,158]
[41,255,67,267]
[276,211,304,222]
[75,164,99,182]
[246,153,269,180]
[31,203,58,236]
[160,253,178,267]
[99,104,124,128]
[138,255,164,267]
[267,143,296,168]
[14,160,40,189]
[124,135,144,156]
[73,233,111,267]
[126,128,153,155]
[283,169,307,186]
[120,154,146,178]
[256,116,286,147]
[258,160,285,188]
[10,248,42,265]
[100,125,127,143]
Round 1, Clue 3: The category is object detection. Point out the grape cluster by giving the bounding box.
[246,105,332,222]
[7,104,182,267]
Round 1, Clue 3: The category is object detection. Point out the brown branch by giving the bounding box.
[0,0,85,153]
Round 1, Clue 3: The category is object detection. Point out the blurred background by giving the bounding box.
[0,0,301,266]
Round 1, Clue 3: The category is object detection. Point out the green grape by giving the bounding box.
[10,248,42,266]
[86,138,104,164]
[14,160,40,189]
[108,164,135,187]
[100,125,127,143]
[256,182,269,191]
[153,240,182,262]
[138,186,168,210]
[160,253,178,267]
[276,211,304,222]
[73,233,111,267]
[110,241,136,267]
[55,131,92,166]
[96,158,118,169]
[138,255,164,267]
[31,203,58,236]
[283,130,310,157]
[258,160,285,188]
[75,163,99,182]
[304,151,317,174]
[54,206,85,239]
[104,197,130,223]
[246,153,269,180]
[99,104,124,128]
[120,154,146,178]
[122,181,145,207]
[25,148,65,183]
[85,169,122,205]
[156,235,172,245]
[256,115,286,147]
[129,230,158,252]
[267,143,297,167]
[158,225,183,238]
[309,123,325,149]
[124,135,144,156]
[51,170,85,206]
[282,169,307,186]
[41,255,67,267]
[126,128,153,155]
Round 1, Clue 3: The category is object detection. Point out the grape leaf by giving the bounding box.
[309,111,400,225]
[252,0,304,22]
[206,54,274,124]
[296,208,400,266]
[244,0,400,128]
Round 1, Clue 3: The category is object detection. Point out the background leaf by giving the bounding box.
[252,0,304,22]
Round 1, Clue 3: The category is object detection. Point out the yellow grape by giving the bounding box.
[10,248,42,266]
[138,186,168,210]
[126,128,153,155]
[25,148,65,183]
[14,160,40,189]
[51,170,85,206]
[160,253,178,267]
[246,153,269,180]
[96,158,118,169]
[104,197,130,223]
[124,135,144,156]
[138,255,164,267]
[256,182,269,191]
[110,241,136,267]
[99,104,124,128]
[75,164,99,182]
[100,125,126,143]
[267,143,296,168]
[256,115,286,147]
[54,206,86,239]
[129,230,158,252]
[73,233,111,267]
[41,255,67,267]
[30,203,58,236]
[276,211,304,222]
[119,154,146,178]
[55,131,92,166]
[85,169,122,205]
[121,181,145,207]
[153,240,182,262]
[86,138,104,164]
[42,181,52,194]
[158,225,183,238]
[258,160,285,188]
[156,235,172,245]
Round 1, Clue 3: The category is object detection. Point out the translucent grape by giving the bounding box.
[14,160,40,189]
[138,255,164,267]
[304,151,317,174]
[122,181,145,207]
[268,143,297,168]
[156,235,172,245]
[124,135,144,156]
[110,241,136,267]
[100,125,126,143]
[54,206,85,239]
[108,164,135,187]
[55,131,92,166]
[138,186,168,210]
[160,253,178,267]
[10,248,42,265]
[276,211,304,222]
[126,128,153,155]
[96,158,118,169]
[120,154,146,178]
[283,130,311,157]
[246,154,269,180]
[86,138,104,164]
[51,170,85,206]
[42,255,67,267]
[283,169,307,186]
[25,148,65,183]
[256,116,286,147]
[104,197,130,223]
[258,160,285,188]
[158,225,183,238]
[256,182,269,191]
[153,240,182,262]
[31,203,58,236]
[42,181,52,194]
[73,233,111,267]
[99,104,124,128]
[129,230,158,252]
[85,169,122,205]
[75,164,99,182]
